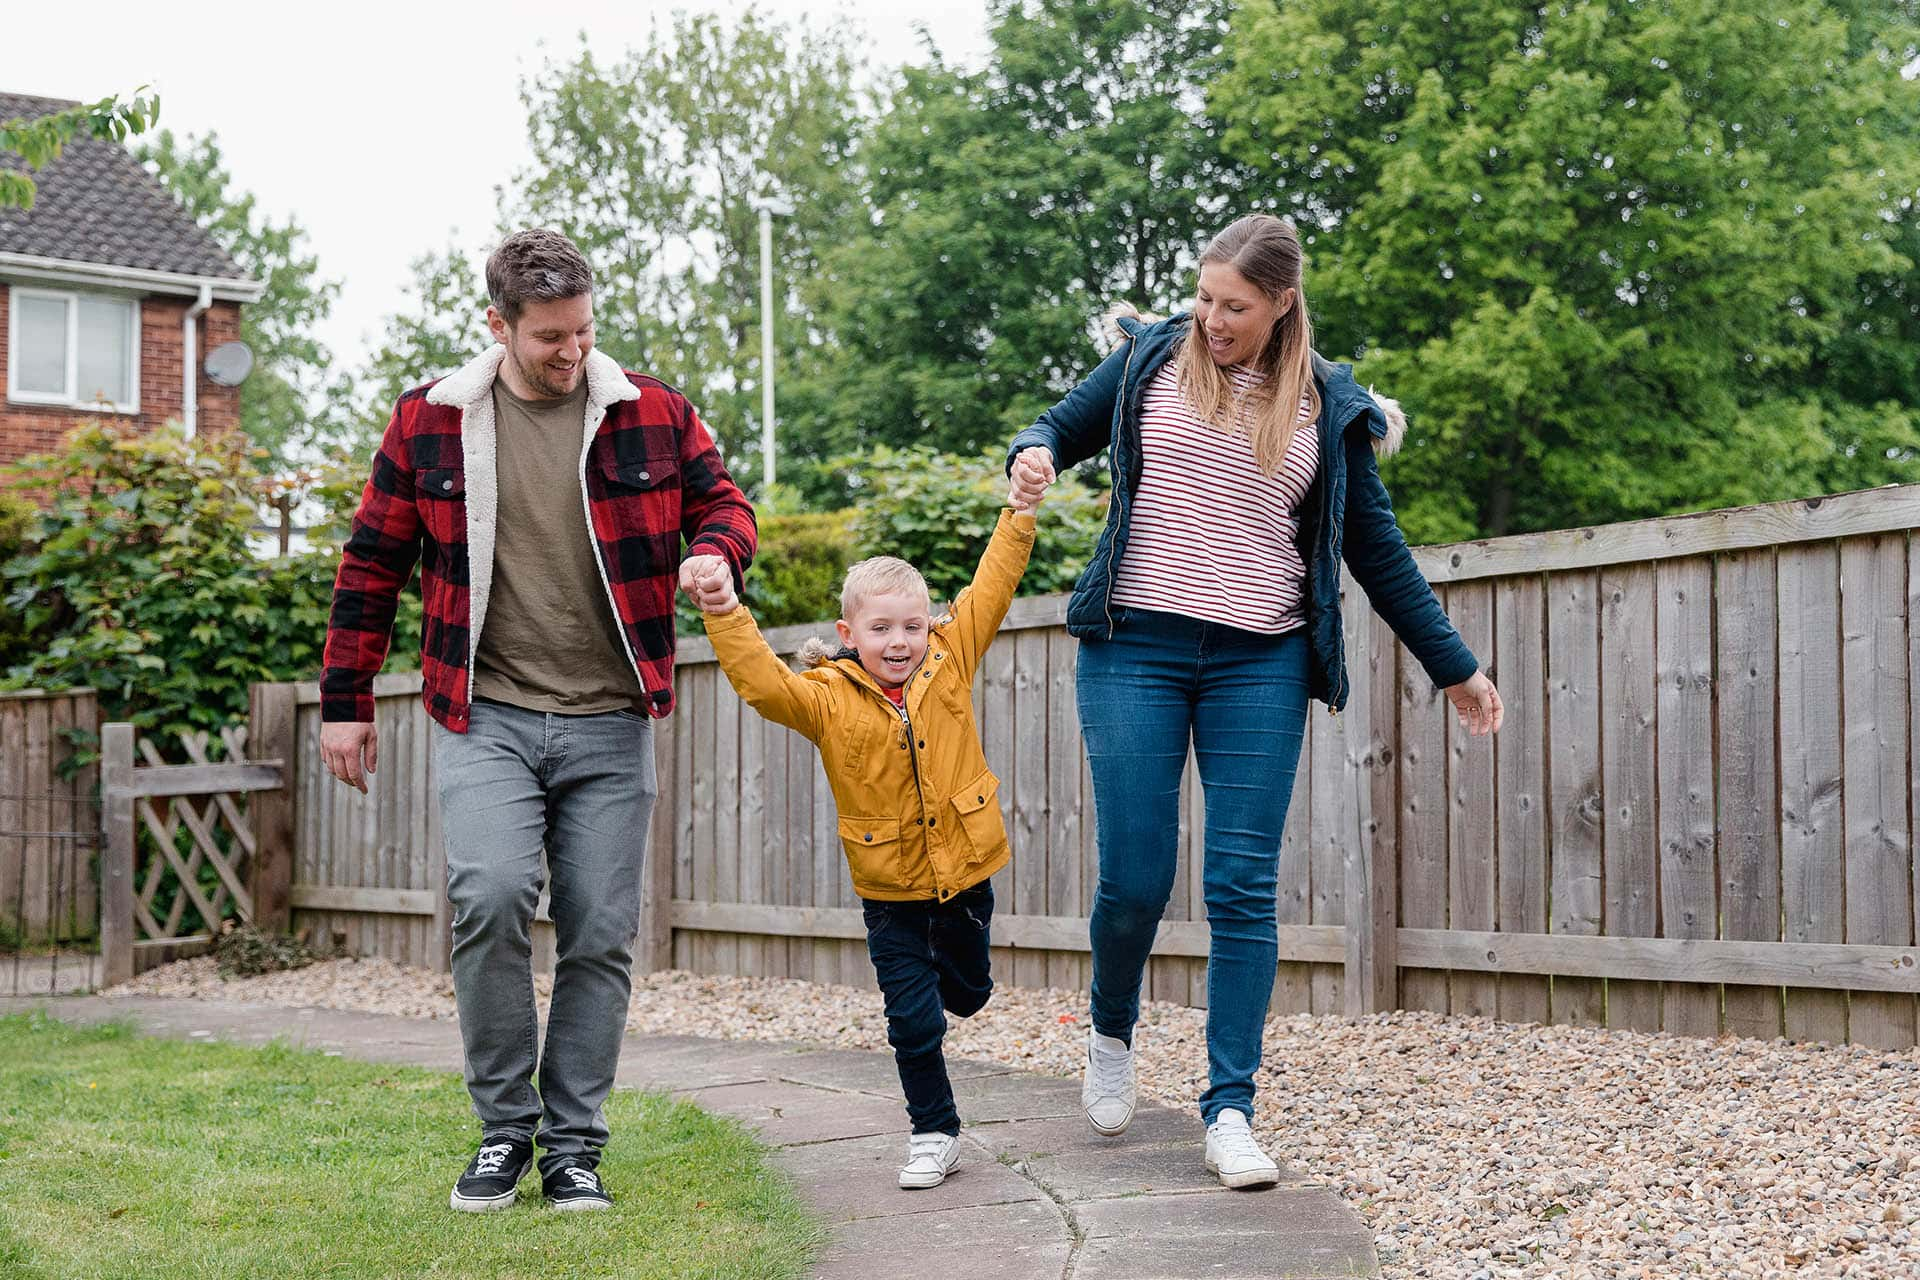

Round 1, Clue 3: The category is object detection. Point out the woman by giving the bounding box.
[1006,214,1502,1189]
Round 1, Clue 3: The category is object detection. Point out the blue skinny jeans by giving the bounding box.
[1077,607,1309,1124]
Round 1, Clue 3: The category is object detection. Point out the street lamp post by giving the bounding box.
[750,194,795,496]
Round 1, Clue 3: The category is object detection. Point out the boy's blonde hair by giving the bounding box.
[798,555,932,668]
[837,555,929,618]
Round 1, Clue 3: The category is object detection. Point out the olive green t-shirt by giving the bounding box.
[471,378,645,715]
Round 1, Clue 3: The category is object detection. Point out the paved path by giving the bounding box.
[12,995,1378,1279]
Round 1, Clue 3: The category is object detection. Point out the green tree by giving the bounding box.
[813,0,1254,459]
[506,10,869,490]
[1213,0,1920,540]
[844,445,1110,603]
[0,88,159,208]
[338,245,488,455]
[138,131,340,470]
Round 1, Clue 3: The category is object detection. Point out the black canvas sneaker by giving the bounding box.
[450,1136,534,1212]
[542,1160,614,1211]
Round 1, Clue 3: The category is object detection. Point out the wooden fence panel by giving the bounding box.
[1778,544,1850,1042]
[0,690,101,967]
[1546,570,1605,1027]
[1445,583,1496,1019]
[1655,556,1721,1037]
[1273,704,1314,1014]
[287,681,443,971]
[1045,630,1086,993]
[1716,550,1784,1041]
[1308,689,1345,1017]
[1491,579,1549,1025]
[1599,565,1661,1032]
[253,484,1920,1048]
[1013,628,1050,993]
[1839,535,1915,1049]
[1398,617,1451,1015]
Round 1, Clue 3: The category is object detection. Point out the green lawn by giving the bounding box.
[0,1012,821,1280]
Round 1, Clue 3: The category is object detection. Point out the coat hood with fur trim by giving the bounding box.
[1100,302,1407,459]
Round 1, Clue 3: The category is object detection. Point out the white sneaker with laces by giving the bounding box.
[1205,1109,1280,1189]
[1082,1028,1136,1136]
[898,1132,960,1189]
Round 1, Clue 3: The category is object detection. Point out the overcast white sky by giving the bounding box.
[2,1,991,370]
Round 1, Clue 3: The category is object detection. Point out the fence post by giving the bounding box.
[638,711,677,973]
[247,682,297,933]
[99,723,135,988]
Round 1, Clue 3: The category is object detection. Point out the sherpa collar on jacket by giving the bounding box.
[422,345,642,685]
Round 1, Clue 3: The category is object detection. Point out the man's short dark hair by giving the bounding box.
[486,229,593,324]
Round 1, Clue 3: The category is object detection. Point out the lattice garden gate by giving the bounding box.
[97,686,296,986]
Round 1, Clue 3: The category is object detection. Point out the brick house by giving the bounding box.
[0,91,262,466]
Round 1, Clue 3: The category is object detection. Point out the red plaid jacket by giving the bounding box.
[321,346,757,731]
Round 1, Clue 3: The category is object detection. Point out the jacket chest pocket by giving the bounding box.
[589,455,683,577]
[417,467,466,545]
[947,769,1006,869]
[595,453,682,541]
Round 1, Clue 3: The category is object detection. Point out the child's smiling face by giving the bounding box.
[836,589,932,689]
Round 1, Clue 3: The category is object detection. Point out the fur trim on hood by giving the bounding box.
[1099,301,1406,458]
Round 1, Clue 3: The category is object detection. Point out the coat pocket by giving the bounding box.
[947,769,1007,869]
[600,454,678,492]
[416,467,466,545]
[838,814,903,889]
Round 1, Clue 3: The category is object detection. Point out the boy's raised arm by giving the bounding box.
[701,602,832,742]
[943,507,1038,682]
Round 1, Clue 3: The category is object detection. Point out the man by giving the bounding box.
[318,229,755,1212]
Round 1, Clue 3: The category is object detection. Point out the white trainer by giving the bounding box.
[898,1132,960,1189]
[1205,1109,1280,1189]
[1082,1028,1137,1136]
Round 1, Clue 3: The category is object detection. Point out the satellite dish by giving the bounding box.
[204,341,254,387]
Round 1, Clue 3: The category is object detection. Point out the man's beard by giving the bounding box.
[511,347,580,399]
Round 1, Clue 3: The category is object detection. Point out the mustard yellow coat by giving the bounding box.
[703,510,1036,901]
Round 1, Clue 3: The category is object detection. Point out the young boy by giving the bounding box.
[684,496,1037,1189]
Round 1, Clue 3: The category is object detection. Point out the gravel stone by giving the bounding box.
[110,957,1920,1279]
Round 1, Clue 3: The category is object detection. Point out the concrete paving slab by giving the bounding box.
[1074,1188,1377,1279]
[965,1105,1202,1158]
[808,1198,1073,1280]
[612,1036,797,1092]
[674,1078,909,1146]
[773,1047,1013,1095]
[947,1070,1084,1123]
[1019,1138,1232,1200]
[775,1131,1045,1222]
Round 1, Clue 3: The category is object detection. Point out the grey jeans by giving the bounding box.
[432,699,657,1173]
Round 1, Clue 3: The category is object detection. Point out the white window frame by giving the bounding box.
[6,284,141,414]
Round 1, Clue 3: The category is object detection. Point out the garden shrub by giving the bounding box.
[1,421,421,737]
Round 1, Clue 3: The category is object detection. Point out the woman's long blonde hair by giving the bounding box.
[1171,214,1320,477]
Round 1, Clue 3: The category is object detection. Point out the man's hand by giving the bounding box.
[692,561,739,613]
[320,721,378,793]
[1444,671,1505,737]
[1009,447,1055,511]
[680,554,738,613]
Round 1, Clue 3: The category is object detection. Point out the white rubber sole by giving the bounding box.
[450,1186,519,1212]
[898,1150,960,1189]
[1206,1156,1281,1190]
[1084,1100,1135,1137]
[546,1194,613,1211]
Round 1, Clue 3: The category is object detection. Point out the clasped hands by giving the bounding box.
[680,554,737,615]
